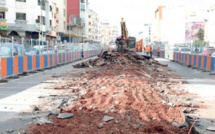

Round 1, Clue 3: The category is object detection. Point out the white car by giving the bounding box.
[179,48,191,54]
[211,52,215,57]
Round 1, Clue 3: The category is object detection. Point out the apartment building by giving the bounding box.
[2,0,53,40]
[110,26,119,42]
[67,0,88,39]
[88,9,101,43]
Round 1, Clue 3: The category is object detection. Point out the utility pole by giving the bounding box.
[41,0,45,46]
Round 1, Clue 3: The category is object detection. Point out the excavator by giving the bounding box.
[118,18,136,51]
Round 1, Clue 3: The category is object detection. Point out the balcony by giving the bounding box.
[15,20,27,24]
[0,0,6,5]
[0,18,6,22]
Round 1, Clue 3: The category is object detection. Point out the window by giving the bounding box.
[38,0,40,5]
[50,20,52,26]
[16,13,26,20]
[16,0,26,2]
[50,6,52,12]
[0,12,5,19]
[81,0,85,3]
[42,16,45,25]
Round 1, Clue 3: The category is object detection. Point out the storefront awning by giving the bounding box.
[0,7,8,12]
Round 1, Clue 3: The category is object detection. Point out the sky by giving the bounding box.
[89,0,214,36]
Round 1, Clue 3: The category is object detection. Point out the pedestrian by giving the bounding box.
[149,44,153,57]
[145,45,150,56]
[157,45,161,58]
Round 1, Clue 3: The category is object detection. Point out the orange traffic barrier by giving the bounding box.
[13,57,18,74]
[40,55,44,68]
[201,56,204,69]
[24,56,28,72]
[191,55,194,66]
[48,55,50,67]
[196,56,199,67]
[1,58,7,77]
[32,56,36,70]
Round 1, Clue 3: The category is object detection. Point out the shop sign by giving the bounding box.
[0,22,7,30]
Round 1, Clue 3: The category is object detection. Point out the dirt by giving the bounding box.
[28,51,190,134]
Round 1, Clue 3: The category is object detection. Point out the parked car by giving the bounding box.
[211,52,215,57]
[179,47,191,54]
[0,43,25,58]
[199,48,215,56]
[42,48,57,54]
[108,42,118,51]
[25,49,38,55]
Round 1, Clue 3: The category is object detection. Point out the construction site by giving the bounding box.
[1,1,215,133]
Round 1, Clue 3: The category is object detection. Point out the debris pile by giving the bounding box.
[74,49,167,68]
[29,50,191,133]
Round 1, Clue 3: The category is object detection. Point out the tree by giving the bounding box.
[197,29,204,41]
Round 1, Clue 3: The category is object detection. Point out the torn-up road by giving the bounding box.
[27,50,196,134]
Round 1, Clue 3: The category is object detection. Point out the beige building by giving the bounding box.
[110,26,119,42]
[51,0,67,42]
[101,23,119,45]
[88,9,100,43]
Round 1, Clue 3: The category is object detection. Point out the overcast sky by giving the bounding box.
[89,0,214,36]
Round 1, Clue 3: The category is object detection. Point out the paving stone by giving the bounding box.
[57,113,74,119]
[172,122,180,128]
[103,115,114,122]
[98,123,104,129]
[6,129,14,133]
[34,117,53,125]
[206,127,215,132]
[121,114,125,119]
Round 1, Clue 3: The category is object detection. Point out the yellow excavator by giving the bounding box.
[119,18,136,51]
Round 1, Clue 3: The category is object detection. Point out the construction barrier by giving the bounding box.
[173,52,215,72]
[0,50,103,80]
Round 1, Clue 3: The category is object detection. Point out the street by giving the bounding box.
[0,57,97,133]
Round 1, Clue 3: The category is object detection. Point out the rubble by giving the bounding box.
[57,113,74,119]
[29,50,191,133]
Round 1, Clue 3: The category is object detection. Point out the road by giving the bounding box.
[0,57,97,133]
[157,58,215,133]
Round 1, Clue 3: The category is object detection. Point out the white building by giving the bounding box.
[80,0,88,39]
[152,6,186,45]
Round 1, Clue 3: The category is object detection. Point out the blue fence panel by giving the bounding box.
[199,56,202,68]
[18,57,24,73]
[63,53,65,63]
[194,55,197,67]
[211,57,215,72]
[36,55,40,69]
[7,57,13,76]
[27,56,33,71]
[204,56,207,69]
[59,54,62,64]
[50,54,53,66]
[189,54,192,65]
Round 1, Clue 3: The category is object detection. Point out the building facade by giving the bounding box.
[110,26,119,42]
[88,9,100,43]
[67,0,88,40]
[1,0,53,41]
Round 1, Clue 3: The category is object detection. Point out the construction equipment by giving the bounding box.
[119,18,136,51]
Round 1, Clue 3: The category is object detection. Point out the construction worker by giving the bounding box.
[157,45,161,58]
[149,44,153,57]
[145,45,150,56]
[115,36,122,51]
